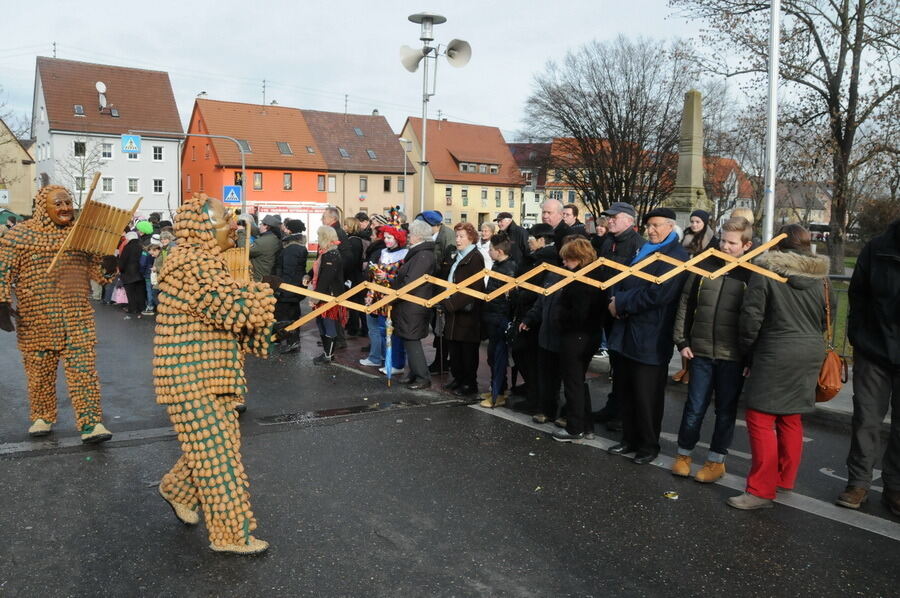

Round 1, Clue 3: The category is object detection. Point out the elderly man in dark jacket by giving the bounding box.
[273,219,308,353]
[393,219,436,390]
[837,219,900,516]
[607,207,688,464]
[495,212,529,267]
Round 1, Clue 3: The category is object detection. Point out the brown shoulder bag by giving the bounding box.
[816,280,849,402]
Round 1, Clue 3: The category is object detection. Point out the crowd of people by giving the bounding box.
[238,198,896,516]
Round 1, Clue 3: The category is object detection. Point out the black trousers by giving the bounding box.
[512,329,540,410]
[448,339,479,389]
[560,332,599,434]
[123,281,145,314]
[616,355,668,455]
[538,347,562,419]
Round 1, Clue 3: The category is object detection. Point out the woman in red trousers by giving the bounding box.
[729,224,831,509]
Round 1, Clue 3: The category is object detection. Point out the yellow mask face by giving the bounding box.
[46,189,75,226]
[205,198,236,251]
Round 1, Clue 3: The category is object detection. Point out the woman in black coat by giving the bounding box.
[117,231,145,314]
[342,217,368,337]
[392,219,436,389]
[439,222,485,398]
[273,219,308,353]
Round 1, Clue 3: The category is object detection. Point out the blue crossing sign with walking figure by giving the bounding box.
[223,185,242,204]
[121,134,141,154]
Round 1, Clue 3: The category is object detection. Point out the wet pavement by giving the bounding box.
[0,302,897,597]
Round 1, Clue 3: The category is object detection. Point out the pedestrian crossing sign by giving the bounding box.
[121,134,141,154]
[223,185,242,204]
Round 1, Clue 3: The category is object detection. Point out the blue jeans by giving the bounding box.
[484,313,510,398]
[676,356,744,461]
[144,277,154,310]
[316,316,338,338]
[365,314,406,369]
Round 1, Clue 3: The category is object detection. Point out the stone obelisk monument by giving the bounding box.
[668,89,709,222]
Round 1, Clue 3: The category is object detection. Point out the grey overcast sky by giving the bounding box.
[1,0,703,138]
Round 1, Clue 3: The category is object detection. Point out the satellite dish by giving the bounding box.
[98,93,108,109]
[445,39,471,68]
[95,81,107,93]
[399,45,426,73]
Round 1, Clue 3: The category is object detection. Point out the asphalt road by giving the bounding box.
[0,302,897,598]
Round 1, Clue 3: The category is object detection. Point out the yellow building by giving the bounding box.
[0,118,35,216]
[400,117,523,224]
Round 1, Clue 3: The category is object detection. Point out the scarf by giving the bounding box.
[631,230,677,265]
[448,243,476,281]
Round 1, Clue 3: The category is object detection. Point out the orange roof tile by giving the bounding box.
[301,110,411,173]
[36,57,182,137]
[191,99,327,170]
[406,117,522,186]
[705,156,754,198]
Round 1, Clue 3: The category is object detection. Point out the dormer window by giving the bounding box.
[490,165,499,174]
[338,148,350,158]
[236,139,252,153]
[110,108,120,117]
[276,141,292,155]
[73,104,84,116]
[354,127,364,137]
[366,149,377,159]
[306,146,316,153]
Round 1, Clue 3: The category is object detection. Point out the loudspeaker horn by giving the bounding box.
[445,39,471,68]
[400,45,426,73]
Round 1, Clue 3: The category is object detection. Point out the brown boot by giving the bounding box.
[835,485,868,510]
[694,461,725,483]
[671,455,692,477]
[672,369,687,382]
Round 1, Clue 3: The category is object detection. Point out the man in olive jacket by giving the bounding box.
[671,218,753,483]
[837,219,900,516]
[249,214,282,281]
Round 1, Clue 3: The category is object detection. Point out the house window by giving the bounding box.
[479,164,487,174]
[327,175,336,193]
[128,152,138,160]
[234,172,243,186]
[191,146,196,161]
[398,177,405,193]
[359,176,368,193]
[101,143,113,159]
[73,104,84,116]
[462,187,468,206]
[522,170,532,185]
[460,213,468,222]
[490,165,499,174]
[199,174,204,191]
[205,144,210,159]
[317,175,326,192]
[383,177,391,192]
[74,141,86,157]
[277,141,292,155]
[354,127,364,137]
[128,178,139,193]
[153,179,164,193]
[508,189,515,208]
[75,177,86,191]
[495,189,501,208]
[481,188,488,200]
[253,172,263,190]
[567,191,575,203]
[153,146,163,161]
[236,139,252,153]
[306,146,316,153]
[445,186,453,204]
[102,177,113,192]
[283,173,292,190]
[338,148,350,158]
[553,171,561,182]
[186,175,191,191]
[367,149,377,159]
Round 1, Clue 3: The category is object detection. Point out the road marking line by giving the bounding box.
[820,467,883,493]
[0,426,176,456]
[471,405,900,543]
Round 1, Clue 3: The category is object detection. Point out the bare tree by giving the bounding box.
[523,36,701,221]
[0,86,31,191]
[57,137,104,209]
[670,0,900,272]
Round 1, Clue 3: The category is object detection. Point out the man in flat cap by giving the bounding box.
[607,207,688,465]
[249,214,282,281]
[495,211,529,270]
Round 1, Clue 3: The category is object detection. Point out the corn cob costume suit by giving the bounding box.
[154,194,277,555]
[0,185,115,442]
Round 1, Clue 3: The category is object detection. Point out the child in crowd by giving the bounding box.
[671,217,754,482]
[140,241,161,316]
[479,233,517,408]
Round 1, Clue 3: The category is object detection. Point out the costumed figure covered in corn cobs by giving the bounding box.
[154,193,279,555]
[0,185,117,442]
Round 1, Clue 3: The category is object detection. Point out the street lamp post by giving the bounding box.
[400,12,471,217]
[128,129,248,213]
[398,137,412,215]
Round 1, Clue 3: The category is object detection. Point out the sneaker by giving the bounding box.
[81,422,113,444]
[141,308,155,316]
[835,485,868,509]
[726,492,773,510]
[28,419,53,437]
[694,461,725,483]
[478,397,494,408]
[532,414,549,424]
[313,353,333,365]
[378,366,388,375]
[552,430,585,443]
[671,454,692,477]
[553,417,567,429]
[359,358,382,367]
